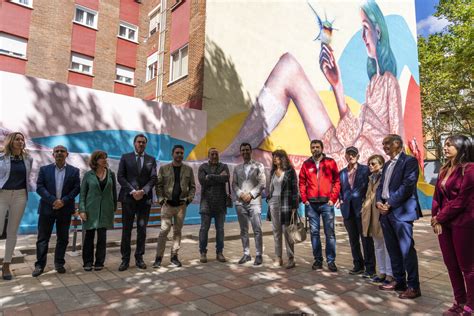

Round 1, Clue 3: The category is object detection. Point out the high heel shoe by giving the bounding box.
[2,262,12,280]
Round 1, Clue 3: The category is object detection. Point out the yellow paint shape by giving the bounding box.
[188,91,361,160]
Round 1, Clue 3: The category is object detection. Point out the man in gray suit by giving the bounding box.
[232,143,266,265]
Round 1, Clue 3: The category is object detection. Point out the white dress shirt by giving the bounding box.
[381,152,402,200]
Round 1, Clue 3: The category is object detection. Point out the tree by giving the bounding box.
[418,0,473,160]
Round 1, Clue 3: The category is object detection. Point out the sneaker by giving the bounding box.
[200,253,208,263]
[362,272,376,279]
[348,267,364,275]
[94,265,104,271]
[461,305,473,316]
[170,255,182,267]
[152,257,162,269]
[327,262,338,272]
[216,253,226,262]
[83,263,93,272]
[312,260,323,270]
[370,275,386,284]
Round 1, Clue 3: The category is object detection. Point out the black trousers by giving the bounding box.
[120,198,151,263]
[35,212,71,269]
[343,206,376,274]
[83,228,107,267]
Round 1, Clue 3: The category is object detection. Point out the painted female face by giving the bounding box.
[12,134,25,151]
[443,139,458,161]
[368,159,382,173]
[360,10,378,59]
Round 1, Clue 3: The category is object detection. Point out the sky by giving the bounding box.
[415,0,450,37]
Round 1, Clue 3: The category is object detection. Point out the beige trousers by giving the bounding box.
[156,204,186,257]
[0,189,27,263]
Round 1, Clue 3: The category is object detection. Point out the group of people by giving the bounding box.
[0,132,472,315]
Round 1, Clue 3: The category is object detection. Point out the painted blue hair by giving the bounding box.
[361,0,397,79]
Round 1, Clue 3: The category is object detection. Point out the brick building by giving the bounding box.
[0,0,204,109]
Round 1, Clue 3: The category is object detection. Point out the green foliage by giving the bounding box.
[419,0,473,159]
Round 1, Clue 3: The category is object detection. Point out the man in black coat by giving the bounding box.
[117,134,157,271]
[33,145,80,277]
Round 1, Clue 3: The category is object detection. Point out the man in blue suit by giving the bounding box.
[33,145,80,277]
[377,134,422,299]
[339,146,375,277]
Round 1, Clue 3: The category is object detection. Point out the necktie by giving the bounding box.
[137,155,142,174]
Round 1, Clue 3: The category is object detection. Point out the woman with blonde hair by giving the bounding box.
[0,132,33,280]
[361,154,393,285]
[79,150,117,271]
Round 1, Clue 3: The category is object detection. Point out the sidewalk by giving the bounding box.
[0,217,452,315]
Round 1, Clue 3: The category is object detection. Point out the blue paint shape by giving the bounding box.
[337,15,419,104]
[32,130,195,161]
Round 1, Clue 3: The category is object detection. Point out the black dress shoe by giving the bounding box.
[253,255,263,266]
[312,260,323,270]
[32,266,44,277]
[136,261,147,270]
[118,261,129,271]
[328,262,338,272]
[170,255,182,267]
[152,257,162,269]
[238,255,251,264]
[56,266,66,274]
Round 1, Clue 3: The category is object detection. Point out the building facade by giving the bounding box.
[0,0,204,108]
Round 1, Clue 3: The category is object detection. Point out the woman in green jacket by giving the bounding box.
[79,150,117,271]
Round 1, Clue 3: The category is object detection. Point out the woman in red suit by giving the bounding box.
[431,135,473,316]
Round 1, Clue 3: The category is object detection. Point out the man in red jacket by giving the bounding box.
[299,139,340,272]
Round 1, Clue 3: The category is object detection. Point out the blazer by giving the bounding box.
[232,159,266,206]
[432,163,473,228]
[36,163,81,216]
[376,152,421,222]
[79,169,117,230]
[361,173,383,238]
[0,153,34,192]
[156,163,196,205]
[266,168,299,225]
[117,152,157,202]
[198,162,230,214]
[339,164,370,219]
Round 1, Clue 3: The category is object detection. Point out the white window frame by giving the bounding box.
[169,45,188,83]
[146,52,158,82]
[9,0,33,8]
[69,53,93,75]
[115,65,135,85]
[148,6,160,36]
[73,5,98,29]
[118,21,138,43]
[0,33,27,59]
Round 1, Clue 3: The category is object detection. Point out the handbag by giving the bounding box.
[226,180,233,208]
[287,211,307,244]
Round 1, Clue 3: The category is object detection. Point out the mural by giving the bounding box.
[0,71,207,233]
[196,0,432,207]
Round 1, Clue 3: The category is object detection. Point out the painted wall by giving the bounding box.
[0,71,207,233]
[197,0,432,208]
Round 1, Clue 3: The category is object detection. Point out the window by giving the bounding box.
[74,5,98,28]
[10,0,32,7]
[0,33,27,58]
[70,53,93,75]
[149,8,160,36]
[118,22,138,42]
[169,45,188,82]
[146,52,158,82]
[116,65,134,84]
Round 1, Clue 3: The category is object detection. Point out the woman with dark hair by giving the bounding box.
[361,154,393,285]
[266,149,299,269]
[0,132,33,280]
[79,150,117,271]
[431,135,473,316]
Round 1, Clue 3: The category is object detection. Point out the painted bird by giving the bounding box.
[307,1,337,45]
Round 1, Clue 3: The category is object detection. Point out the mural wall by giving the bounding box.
[197,0,433,207]
[0,71,207,233]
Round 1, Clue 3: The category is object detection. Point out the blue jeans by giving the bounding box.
[199,212,225,254]
[306,202,336,263]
